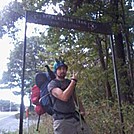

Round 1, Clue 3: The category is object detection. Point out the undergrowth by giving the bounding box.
[2,101,134,134]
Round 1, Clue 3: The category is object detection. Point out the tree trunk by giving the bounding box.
[114,32,131,102]
[96,36,113,101]
[113,0,132,103]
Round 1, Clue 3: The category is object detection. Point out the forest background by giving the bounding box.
[0,0,134,134]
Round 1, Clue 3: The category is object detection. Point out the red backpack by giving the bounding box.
[31,85,45,115]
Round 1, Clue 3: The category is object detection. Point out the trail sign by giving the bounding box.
[26,10,112,35]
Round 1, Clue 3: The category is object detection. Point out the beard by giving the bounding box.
[57,72,66,79]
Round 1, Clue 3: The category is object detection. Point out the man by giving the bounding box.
[48,60,92,134]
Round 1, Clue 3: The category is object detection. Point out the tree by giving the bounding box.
[0,100,19,111]
[110,0,134,103]
[1,36,46,91]
[0,1,24,38]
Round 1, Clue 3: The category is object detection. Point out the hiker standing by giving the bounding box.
[48,59,92,134]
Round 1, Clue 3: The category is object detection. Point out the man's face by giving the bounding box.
[56,66,67,79]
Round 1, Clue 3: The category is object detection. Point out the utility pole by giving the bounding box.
[110,35,125,134]
[19,11,27,134]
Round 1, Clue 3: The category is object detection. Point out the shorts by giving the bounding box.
[53,117,92,134]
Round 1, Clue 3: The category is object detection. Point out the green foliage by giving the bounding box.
[85,101,134,134]
[0,1,24,38]
[0,99,19,111]
[1,36,46,91]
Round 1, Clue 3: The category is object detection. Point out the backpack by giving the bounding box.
[31,65,56,116]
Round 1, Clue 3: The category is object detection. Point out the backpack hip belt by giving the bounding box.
[53,111,79,121]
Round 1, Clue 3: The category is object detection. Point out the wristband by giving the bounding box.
[71,79,77,83]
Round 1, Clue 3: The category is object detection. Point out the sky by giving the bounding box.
[0,0,15,79]
[0,34,29,105]
[0,0,11,9]
[0,35,29,105]
[0,0,14,86]
[0,89,29,105]
[0,0,24,105]
[0,36,13,79]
